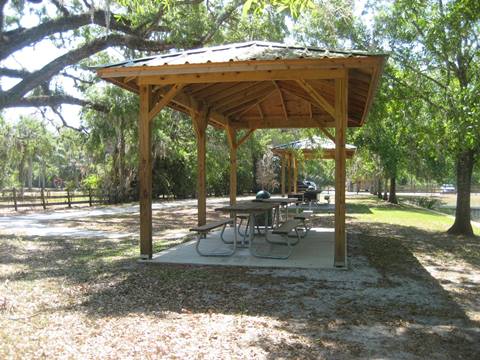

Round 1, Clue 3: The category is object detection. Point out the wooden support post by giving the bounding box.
[41,188,46,210]
[285,155,290,194]
[139,85,153,259]
[67,190,72,208]
[192,107,209,226]
[293,157,298,193]
[226,126,237,206]
[88,188,92,207]
[13,188,17,211]
[334,71,348,267]
[281,154,286,197]
[289,154,294,193]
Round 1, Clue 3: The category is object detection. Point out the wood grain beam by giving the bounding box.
[137,68,345,85]
[191,107,209,226]
[296,79,335,118]
[215,83,275,113]
[334,71,348,267]
[148,84,185,121]
[237,128,256,147]
[226,126,237,206]
[231,88,277,117]
[205,82,257,104]
[273,81,289,122]
[320,127,335,142]
[230,115,334,129]
[139,85,153,259]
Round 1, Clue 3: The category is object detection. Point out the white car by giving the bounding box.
[440,184,456,193]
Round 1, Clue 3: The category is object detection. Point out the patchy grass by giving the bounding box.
[349,197,480,235]
[0,196,479,358]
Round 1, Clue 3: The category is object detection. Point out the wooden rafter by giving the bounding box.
[206,82,257,104]
[230,87,277,117]
[155,86,230,128]
[296,79,335,118]
[273,81,288,122]
[229,115,334,129]
[319,127,335,142]
[194,82,236,99]
[148,84,185,121]
[216,83,275,113]
[188,82,218,95]
[277,82,319,111]
[124,75,136,83]
[257,104,264,120]
[237,128,256,147]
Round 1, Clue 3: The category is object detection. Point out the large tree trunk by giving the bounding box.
[27,155,33,189]
[388,176,398,204]
[448,149,475,236]
[377,177,383,199]
[383,177,388,200]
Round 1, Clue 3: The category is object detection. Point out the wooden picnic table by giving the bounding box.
[215,201,277,247]
[254,197,300,222]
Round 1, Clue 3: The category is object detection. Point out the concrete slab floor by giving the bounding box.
[143,227,337,269]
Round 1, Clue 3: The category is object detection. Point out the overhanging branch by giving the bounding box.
[3,94,107,112]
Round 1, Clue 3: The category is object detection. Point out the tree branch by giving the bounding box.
[0,10,137,60]
[60,72,95,85]
[2,94,107,112]
[385,73,448,112]
[0,34,174,108]
[50,0,70,16]
[0,67,30,78]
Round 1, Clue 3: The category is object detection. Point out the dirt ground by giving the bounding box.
[0,197,479,359]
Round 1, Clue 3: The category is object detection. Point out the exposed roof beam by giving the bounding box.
[230,114,334,129]
[149,84,185,122]
[237,129,256,147]
[206,82,257,105]
[136,68,345,85]
[155,86,230,128]
[216,83,275,113]
[273,81,289,122]
[319,126,335,141]
[228,87,278,117]
[296,79,335,118]
[257,104,264,120]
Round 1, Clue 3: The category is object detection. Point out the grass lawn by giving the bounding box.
[1,196,479,359]
[398,192,480,208]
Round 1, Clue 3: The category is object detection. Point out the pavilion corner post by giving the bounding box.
[281,154,286,197]
[334,71,348,267]
[192,107,209,226]
[139,85,153,259]
[226,126,238,206]
[293,157,298,193]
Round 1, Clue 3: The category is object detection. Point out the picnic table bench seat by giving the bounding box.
[250,219,303,260]
[190,218,235,257]
[293,211,312,238]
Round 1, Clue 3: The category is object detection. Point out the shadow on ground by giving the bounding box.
[1,199,479,358]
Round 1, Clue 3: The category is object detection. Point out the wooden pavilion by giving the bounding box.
[96,41,386,267]
[271,136,356,195]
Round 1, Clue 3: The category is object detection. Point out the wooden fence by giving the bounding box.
[0,188,110,211]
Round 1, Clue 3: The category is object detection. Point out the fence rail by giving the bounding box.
[0,188,110,211]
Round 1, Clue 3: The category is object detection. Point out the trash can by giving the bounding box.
[255,190,272,226]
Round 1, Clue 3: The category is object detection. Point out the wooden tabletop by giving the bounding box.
[215,201,275,212]
[255,197,300,204]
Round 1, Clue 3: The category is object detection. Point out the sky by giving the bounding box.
[1,0,370,130]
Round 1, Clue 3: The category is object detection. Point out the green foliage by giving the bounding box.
[404,196,443,210]
[82,174,101,190]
